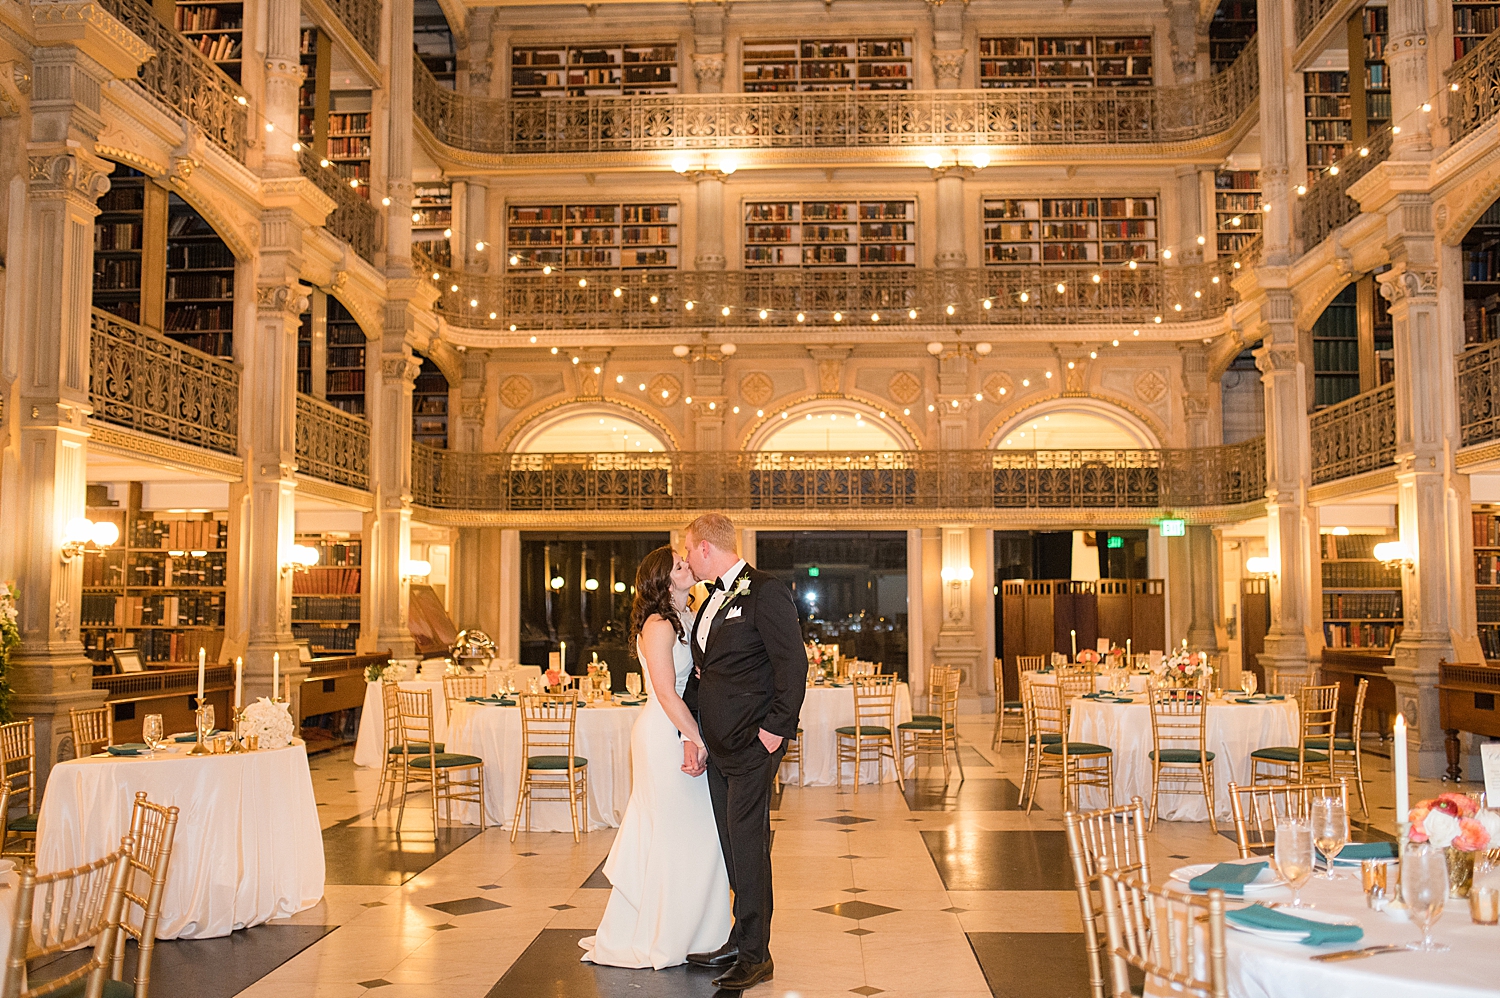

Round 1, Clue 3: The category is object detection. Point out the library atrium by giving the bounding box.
[0,0,1498,994]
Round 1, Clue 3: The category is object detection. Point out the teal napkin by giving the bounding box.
[106,743,150,756]
[617,697,647,706]
[171,730,218,742]
[468,696,515,706]
[1331,841,1397,861]
[1225,904,1364,946]
[1189,861,1267,896]
[1233,698,1272,705]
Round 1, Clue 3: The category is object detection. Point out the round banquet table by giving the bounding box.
[1068,695,1298,820]
[36,741,324,939]
[445,700,642,832]
[353,678,449,768]
[797,683,915,787]
[1028,671,1152,694]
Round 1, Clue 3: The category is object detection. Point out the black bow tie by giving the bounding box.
[709,577,725,592]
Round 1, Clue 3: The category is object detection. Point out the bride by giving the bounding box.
[580,546,732,969]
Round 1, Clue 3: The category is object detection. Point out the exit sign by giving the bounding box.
[807,566,820,577]
[1106,535,1124,549]
[1159,519,1186,537]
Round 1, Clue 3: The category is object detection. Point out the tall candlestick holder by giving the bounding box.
[227,706,250,752]
[189,699,214,755]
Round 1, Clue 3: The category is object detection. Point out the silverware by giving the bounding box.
[1310,945,1406,962]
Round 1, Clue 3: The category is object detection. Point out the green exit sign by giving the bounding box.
[807,566,820,577]
[1106,535,1124,549]
[1159,519,1185,537]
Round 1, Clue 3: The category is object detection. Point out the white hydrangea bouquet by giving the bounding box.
[241,697,296,749]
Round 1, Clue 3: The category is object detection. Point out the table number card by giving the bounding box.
[1482,743,1500,802]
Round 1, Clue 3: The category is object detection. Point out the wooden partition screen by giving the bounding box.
[1000,578,1166,692]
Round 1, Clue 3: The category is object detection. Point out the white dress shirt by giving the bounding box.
[695,559,747,653]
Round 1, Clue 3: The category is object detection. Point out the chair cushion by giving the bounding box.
[407,753,484,770]
[526,755,588,770]
[1029,733,1063,745]
[1042,742,1112,756]
[1003,701,1024,709]
[7,814,37,833]
[50,978,133,998]
[835,725,891,736]
[1334,738,1357,752]
[1251,746,1329,763]
[390,742,444,755]
[911,713,940,722]
[898,719,953,731]
[1150,748,1216,763]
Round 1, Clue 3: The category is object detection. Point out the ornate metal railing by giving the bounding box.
[89,308,239,455]
[1460,341,1500,447]
[419,255,1237,331]
[1308,384,1396,485]
[96,0,249,162]
[1230,232,1264,272]
[322,0,380,63]
[410,440,1267,513]
[296,394,369,490]
[95,665,233,701]
[299,147,379,263]
[1295,0,1347,44]
[413,38,1257,155]
[1294,126,1393,252]
[1447,29,1500,146]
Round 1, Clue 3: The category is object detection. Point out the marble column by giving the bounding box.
[933,167,967,269]
[691,2,726,95]
[261,0,302,176]
[368,342,420,658]
[907,529,926,693]
[1186,525,1221,651]
[498,529,521,662]
[465,179,489,271]
[930,0,966,88]
[694,174,726,271]
[932,526,982,704]
[385,0,414,274]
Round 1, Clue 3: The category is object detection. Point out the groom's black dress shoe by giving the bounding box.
[711,959,773,990]
[686,942,739,968]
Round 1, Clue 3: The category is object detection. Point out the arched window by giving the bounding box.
[754,403,910,452]
[514,405,671,453]
[993,401,1157,450]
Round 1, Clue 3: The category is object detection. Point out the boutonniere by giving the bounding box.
[730,576,752,600]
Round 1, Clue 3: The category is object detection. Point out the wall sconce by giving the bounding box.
[60,518,119,563]
[280,544,320,577]
[401,558,432,581]
[1373,541,1414,570]
[1244,556,1276,578]
[940,565,974,621]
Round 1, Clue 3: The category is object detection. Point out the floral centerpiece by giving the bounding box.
[1153,649,1208,688]
[1076,648,1100,669]
[1105,646,1127,670]
[241,697,295,749]
[1407,792,1500,897]
[0,583,17,723]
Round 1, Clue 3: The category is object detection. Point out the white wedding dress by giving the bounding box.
[580,611,732,969]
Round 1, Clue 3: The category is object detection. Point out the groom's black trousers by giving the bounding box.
[706,742,785,966]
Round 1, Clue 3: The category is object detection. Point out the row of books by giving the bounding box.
[122,555,228,589]
[328,113,370,136]
[165,304,233,333]
[300,540,362,567]
[191,35,241,62]
[94,258,140,291]
[1321,592,1403,619]
[1321,561,1402,588]
[291,624,359,651]
[292,595,361,620]
[99,186,144,213]
[88,629,225,664]
[95,222,141,252]
[292,567,361,595]
[168,243,234,270]
[81,593,225,627]
[509,205,674,224]
[325,371,364,393]
[175,7,239,30]
[1323,621,1401,649]
[132,518,228,551]
[1474,512,1500,548]
[1322,533,1383,559]
[1477,589,1500,623]
[167,274,231,299]
[1478,627,1500,659]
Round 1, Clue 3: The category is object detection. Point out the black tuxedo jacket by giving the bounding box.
[684,566,807,761]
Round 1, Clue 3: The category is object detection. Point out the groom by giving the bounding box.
[681,513,806,991]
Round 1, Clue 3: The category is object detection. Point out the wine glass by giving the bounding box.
[626,672,642,698]
[142,714,163,756]
[1310,797,1349,879]
[1403,841,1451,952]
[1241,672,1257,697]
[196,704,215,743]
[1272,817,1315,908]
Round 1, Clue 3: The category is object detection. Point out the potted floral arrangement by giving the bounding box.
[1407,793,1500,897]
[1152,649,1207,688]
[806,641,832,681]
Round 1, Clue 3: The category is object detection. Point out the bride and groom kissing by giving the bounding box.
[580,512,807,991]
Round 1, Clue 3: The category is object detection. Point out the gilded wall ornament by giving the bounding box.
[1134,370,1167,404]
[889,370,922,405]
[648,374,681,407]
[983,372,1013,403]
[740,372,774,406]
[499,375,533,410]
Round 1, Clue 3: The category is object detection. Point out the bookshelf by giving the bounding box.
[165,194,235,357]
[743,200,916,268]
[298,28,331,156]
[510,43,679,97]
[328,97,371,199]
[978,35,1152,88]
[292,534,362,654]
[982,197,1157,266]
[414,0,457,88]
[1312,284,1359,408]
[175,0,243,83]
[1475,506,1500,659]
[1373,277,1394,385]
[1304,71,1351,172]
[1214,170,1261,256]
[1463,199,1500,346]
[297,308,313,396]
[1320,530,1403,652]
[94,166,146,325]
[1453,1,1500,59]
[1209,0,1257,74]
[412,182,452,266]
[506,203,678,271]
[741,38,912,93]
[1359,6,1391,132]
[412,357,449,447]
[81,484,228,665]
[325,298,366,416]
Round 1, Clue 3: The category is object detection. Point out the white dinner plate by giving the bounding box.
[1169,861,1286,895]
[1225,906,1359,942]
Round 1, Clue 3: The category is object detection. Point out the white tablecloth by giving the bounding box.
[36,742,324,939]
[1069,697,1299,820]
[353,670,546,768]
[797,683,915,787]
[1029,672,1152,693]
[445,701,641,832]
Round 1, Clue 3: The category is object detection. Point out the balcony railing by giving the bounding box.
[300,148,379,263]
[1447,29,1500,146]
[96,0,249,162]
[296,394,369,490]
[323,0,379,63]
[419,256,1237,331]
[414,38,1257,156]
[1295,0,1345,45]
[89,308,240,455]
[1295,127,1393,252]
[1309,384,1396,485]
[1460,341,1500,447]
[411,440,1266,513]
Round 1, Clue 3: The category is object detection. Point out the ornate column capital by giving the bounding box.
[931,48,966,86]
[26,151,110,206]
[381,353,423,388]
[255,282,311,315]
[1253,344,1300,377]
[691,52,726,90]
[1377,265,1438,306]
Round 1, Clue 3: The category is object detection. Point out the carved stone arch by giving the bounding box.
[92,135,169,179]
[499,396,682,453]
[981,392,1166,450]
[419,339,464,386]
[737,392,924,451]
[326,285,382,342]
[1295,272,1364,333]
[165,173,256,261]
[1438,147,1500,247]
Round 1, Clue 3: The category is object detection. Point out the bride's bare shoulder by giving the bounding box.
[640,615,676,640]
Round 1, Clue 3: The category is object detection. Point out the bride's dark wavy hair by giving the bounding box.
[631,546,687,644]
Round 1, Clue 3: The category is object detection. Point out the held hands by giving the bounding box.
[757,728,784,754]
[681,740,708,777]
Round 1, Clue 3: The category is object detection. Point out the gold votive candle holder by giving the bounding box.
[1471,886,1500,925]
[244,734,259,751]
[1361,859,1389,895]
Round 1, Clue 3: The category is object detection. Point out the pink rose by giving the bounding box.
[1408,804,1432,842]
[545,669,560,686]
[1454,817,1491,853]
[1439,792,1480,818]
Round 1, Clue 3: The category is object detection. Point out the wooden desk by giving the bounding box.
[1319,650,1396,738]
[1438,660,1500,781]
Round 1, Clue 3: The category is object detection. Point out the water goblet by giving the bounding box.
[1272,817,1315,908]
[196,703,215,743]
[1241,672,1257,697]
[1310,797,1349,879]
[1403,841,1452,952]
[626,672,642,698]
[142,714,164,756]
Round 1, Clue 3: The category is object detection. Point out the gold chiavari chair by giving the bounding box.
[4,836,135,998]
[375,680,444,815]
[111,793,180,998]
[1250,683,1338,786]
[1063,797,1151,998]
[1017,655,1048,681]
[69,707,113,758]
[442,674,486,713]
[513,693,588,842]
[1272,671,1310,699]
[1226,778,1349,858]
[775,728,804,791]
[835,674,904,794]
[1058,669,1097,702]
[992,657,1025,747]
[899,665,964,784]
[1331,677,1370,817]
[1146,688,1217,832]
[1024,680,1113,813]
[911,664,948,724]
[1017,672,1052,788]
[395,688,485,839]
[846,660,878,678]
[1098,868,1229,998]
[0,719,38,861]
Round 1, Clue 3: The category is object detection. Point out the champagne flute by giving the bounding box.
[1241,672,1257,697]
[627,672,642,698]
[1273,817,1315,908]
[1403,841,1451,952]
[197,703,215,743]
[142,714,163,756]
[1310,797,1349,879]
